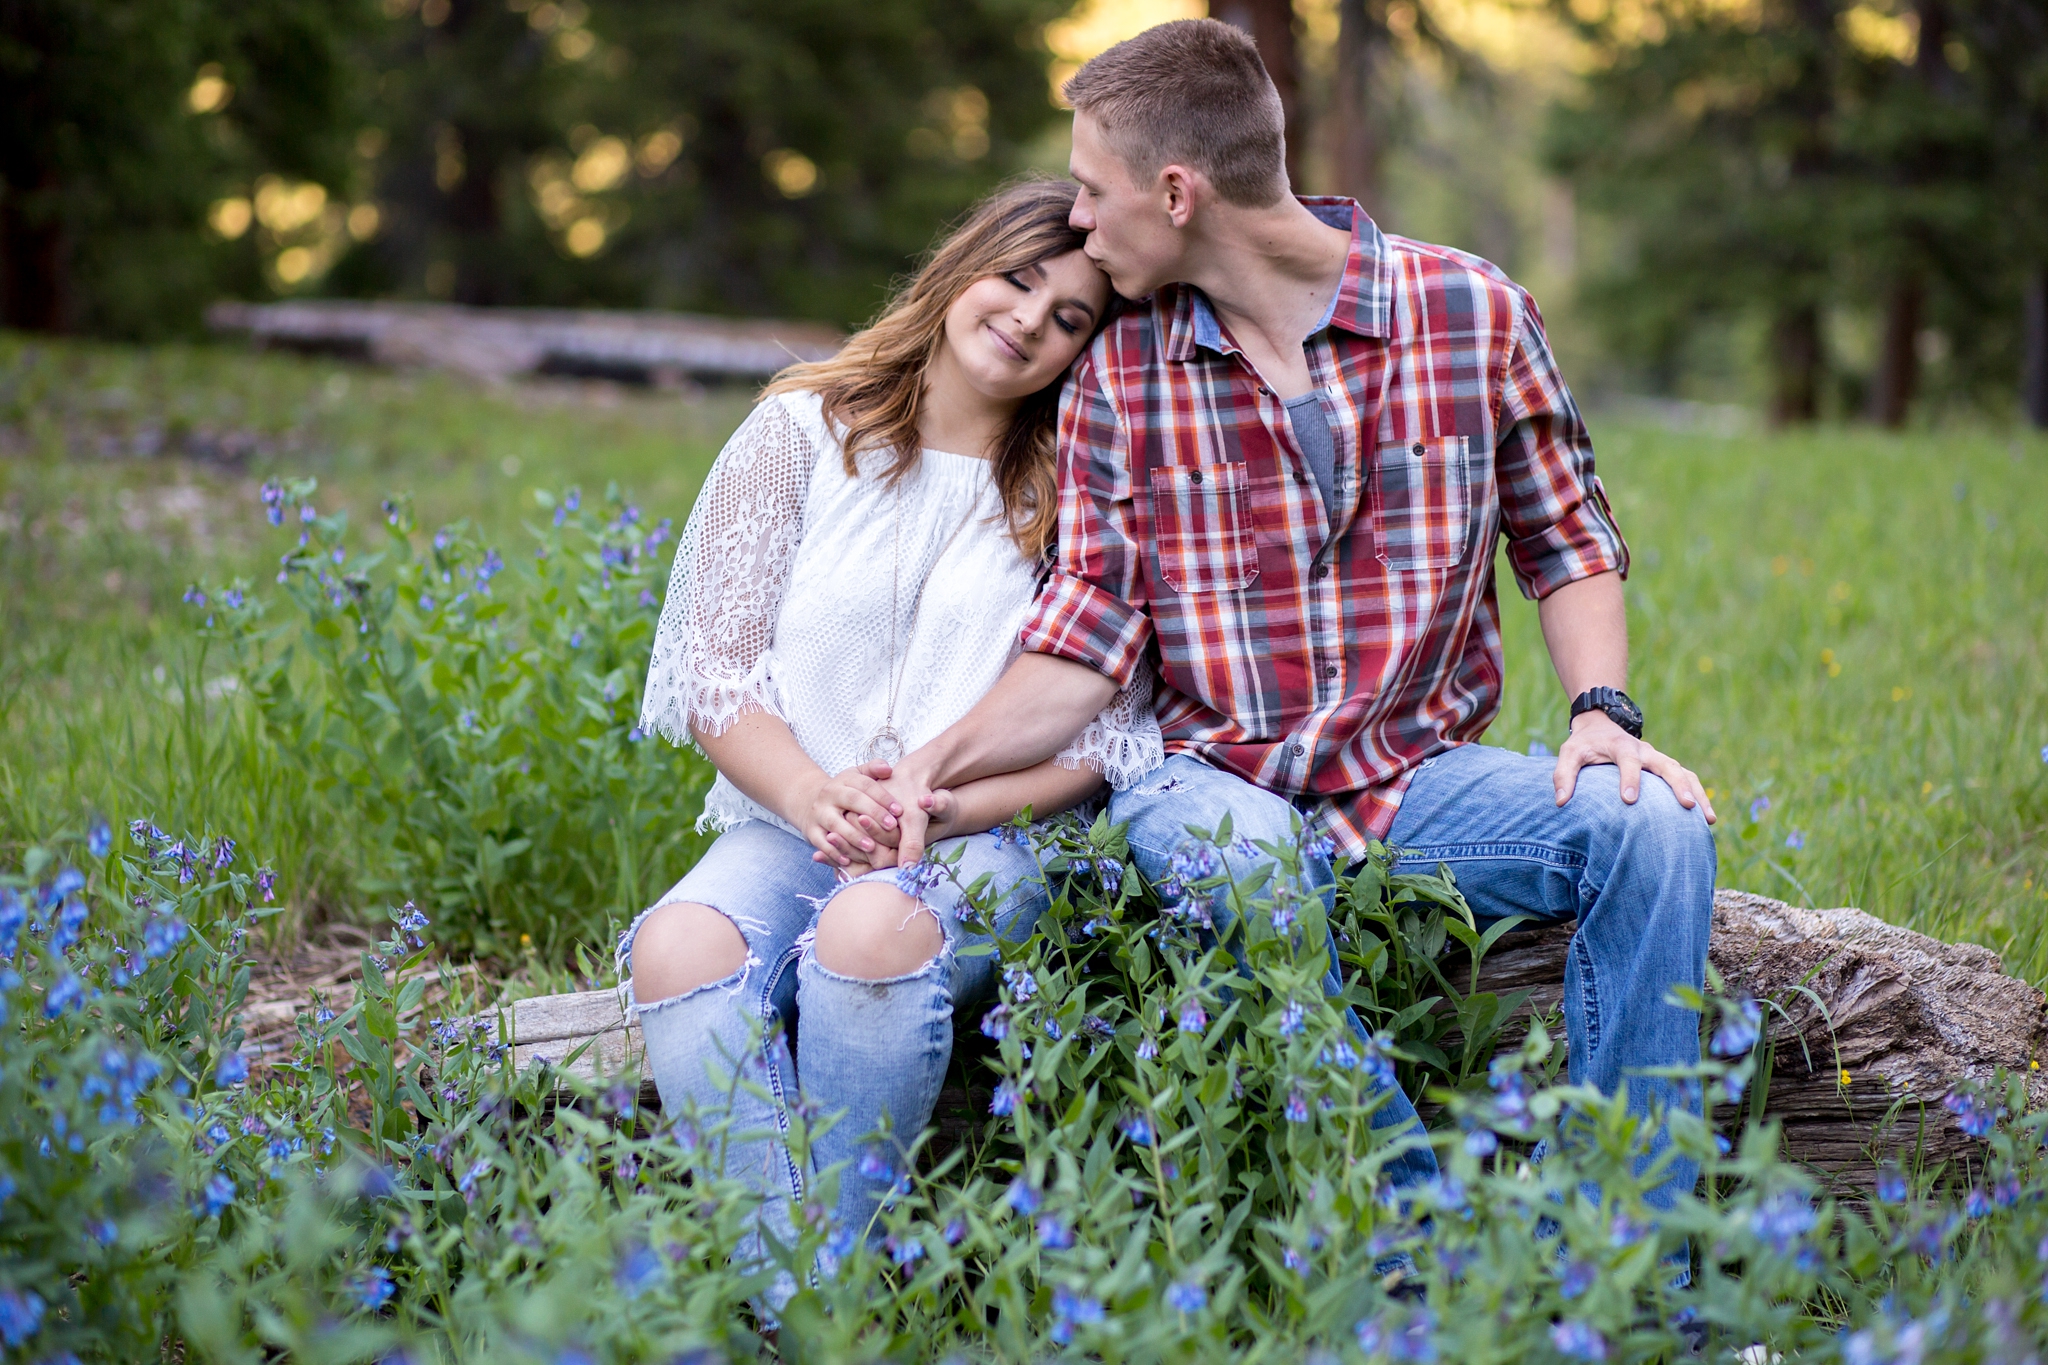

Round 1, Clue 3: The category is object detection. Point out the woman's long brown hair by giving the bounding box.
[764,176,1110,563]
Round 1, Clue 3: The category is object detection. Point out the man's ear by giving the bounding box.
[1158,164,1202,230]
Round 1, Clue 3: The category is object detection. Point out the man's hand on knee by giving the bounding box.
[1553,712,1717,824]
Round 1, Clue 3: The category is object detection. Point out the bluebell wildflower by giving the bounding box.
[1277,999,1306,1037]
[1908,1213,1957,1258]
[1356,1305,1438,1363]
[1874,1165,1909,1203]
[1048,1287,1103,1345]
[212,836,236,870]
[457,708,479,732]
[1037,1215,1074,1249]
[858,1148,894,1181]
[1464,1127,1498,1157]
[1722,1068,1749,1105]
[458,1158,490,1202]
[240,1113,269,1137]
[49,895,88,954]
[613,1244,663,1299]
[1166,1279,1207,1313]
[1284,1089,1310,1124]
[1178,1000,1208,1034]
[0,1287,46,1346]
[1118,1113,1154,1145]
[255,867,277,902]
[1135,1034,1159,1061]
[1750,1191,1816,1254]
[348,1265,397,1311]
[86,815,112,858]
[215,1050,248,1087]
[1551,1320,1607,1361]
[1097,858,1124,896]
[183,587,207,607]
[1559,1259,1597,1299]
[1750,795,1771,820]
[1282,1245,1307,1275]
[943,1216,967,1245]
[1608,1211,1648,1248]
[1785,830,1805,850]
[1711,999,1762,1057]
[1528,740,1551,757]
[202,1173,236,1216]
[1943,1088,2000,1137]
[1044,1018,1063,1041]
[980,1004,1010,1041]
[886,1234,924,1267]
[43,972,82,1016]
[1002,965,1037,1002]
[1005,1179,1040,1216]
[301,504,316,524]
[894,860,945,897]
[1965,1186,1992,1218]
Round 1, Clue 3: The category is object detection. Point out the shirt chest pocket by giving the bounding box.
[1148,462,1258,593]
[1373,436,1473,571]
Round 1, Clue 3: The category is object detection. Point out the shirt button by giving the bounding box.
[1259,386,1273,397]
[1411,441,1426,457]
[1189,469,1203,484]
[1324,664,1338,678]
[1290,743,1306,756]
[1314,564,1330,580]
[1294,471,1308,484]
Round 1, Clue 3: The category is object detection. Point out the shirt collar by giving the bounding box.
[1162,197,1394,362]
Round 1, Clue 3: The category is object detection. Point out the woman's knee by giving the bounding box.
[811,882,943,981]
[629,901,748,1005]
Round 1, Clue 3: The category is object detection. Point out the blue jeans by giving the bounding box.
[1111,744,1715,1206]
[621,820,1049,1288]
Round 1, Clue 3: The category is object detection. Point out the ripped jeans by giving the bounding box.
[620,818,1050,1281]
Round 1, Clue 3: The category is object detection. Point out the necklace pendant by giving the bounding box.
[858,727,905,767]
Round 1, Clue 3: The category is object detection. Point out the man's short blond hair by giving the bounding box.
[1062,19,1288,208]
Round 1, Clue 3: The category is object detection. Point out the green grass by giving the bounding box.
[5,333,2046,978]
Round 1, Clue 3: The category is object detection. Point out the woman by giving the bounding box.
[626,178,1160,1277]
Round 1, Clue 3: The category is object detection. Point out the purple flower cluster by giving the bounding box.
[82,1046,162,1127]
[1942,1087,2002,1138]
[1356,1304,1438,1363]
[1710,999,1762,1058]
[1049,1286,1103,1345]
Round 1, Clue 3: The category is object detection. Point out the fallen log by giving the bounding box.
[206,299,842,386]
[491,890,2047,1179]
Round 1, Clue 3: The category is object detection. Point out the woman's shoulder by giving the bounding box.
[756,387,833,445]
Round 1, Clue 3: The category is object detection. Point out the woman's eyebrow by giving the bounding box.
[1060,295,1098,321]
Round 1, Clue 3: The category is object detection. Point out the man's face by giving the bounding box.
[1068,112,1187,299]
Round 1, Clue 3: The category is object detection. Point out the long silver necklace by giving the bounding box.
[860,480,977,767]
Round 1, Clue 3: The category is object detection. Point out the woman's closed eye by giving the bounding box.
[1003,271,1082,336]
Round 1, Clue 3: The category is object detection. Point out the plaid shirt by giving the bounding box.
[1019,199,1629,855]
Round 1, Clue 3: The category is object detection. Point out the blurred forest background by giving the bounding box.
[2,0,2045,424]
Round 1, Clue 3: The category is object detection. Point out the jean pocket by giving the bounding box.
[1149,462,1258,593]
[1374,436,1472,571]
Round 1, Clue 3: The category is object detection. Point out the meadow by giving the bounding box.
[3,334,2044,983]
[6,333,2048,1361]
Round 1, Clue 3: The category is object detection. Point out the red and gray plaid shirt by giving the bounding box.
[1019,198,1629,855]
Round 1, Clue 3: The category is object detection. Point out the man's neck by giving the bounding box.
[1181,197,1353,359]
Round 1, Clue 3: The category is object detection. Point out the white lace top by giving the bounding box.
[641,389,1163,835]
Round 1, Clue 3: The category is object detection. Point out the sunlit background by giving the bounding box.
[2,0,2044,422]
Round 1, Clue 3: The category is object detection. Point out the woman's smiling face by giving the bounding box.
[938,249,1110,402]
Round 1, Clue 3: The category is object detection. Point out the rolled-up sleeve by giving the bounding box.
[1494,290,1630,600]
[1019,351,1155,685]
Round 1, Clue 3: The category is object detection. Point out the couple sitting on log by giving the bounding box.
[623,18,1718,1298]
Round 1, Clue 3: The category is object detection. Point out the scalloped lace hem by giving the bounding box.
[1055,723,1164,791]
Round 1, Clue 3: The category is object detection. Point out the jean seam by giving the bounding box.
[757,942,805,1206]
[1571,929,1601,1059]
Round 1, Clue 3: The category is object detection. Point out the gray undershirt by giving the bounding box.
[1284,391,1337,514]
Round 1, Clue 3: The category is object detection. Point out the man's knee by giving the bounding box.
[812,883,943,981]
[630,901,749,1005]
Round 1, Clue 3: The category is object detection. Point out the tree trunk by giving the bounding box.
[1769,303,1822,425]
[1332,0,1394,220]
[1210,0,1303,191]
[0,175,67,333]
[2024,268,2048,430]
[1866,273,1923,428]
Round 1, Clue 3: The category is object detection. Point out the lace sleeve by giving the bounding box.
[1054,658,1162,790]
[640,395,821,745]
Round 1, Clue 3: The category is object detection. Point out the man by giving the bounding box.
[887,18,1717,1203]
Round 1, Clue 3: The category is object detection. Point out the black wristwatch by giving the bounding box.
[1569,686,1644,739]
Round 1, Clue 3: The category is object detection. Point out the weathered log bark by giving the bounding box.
[494,891,2046,1180]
